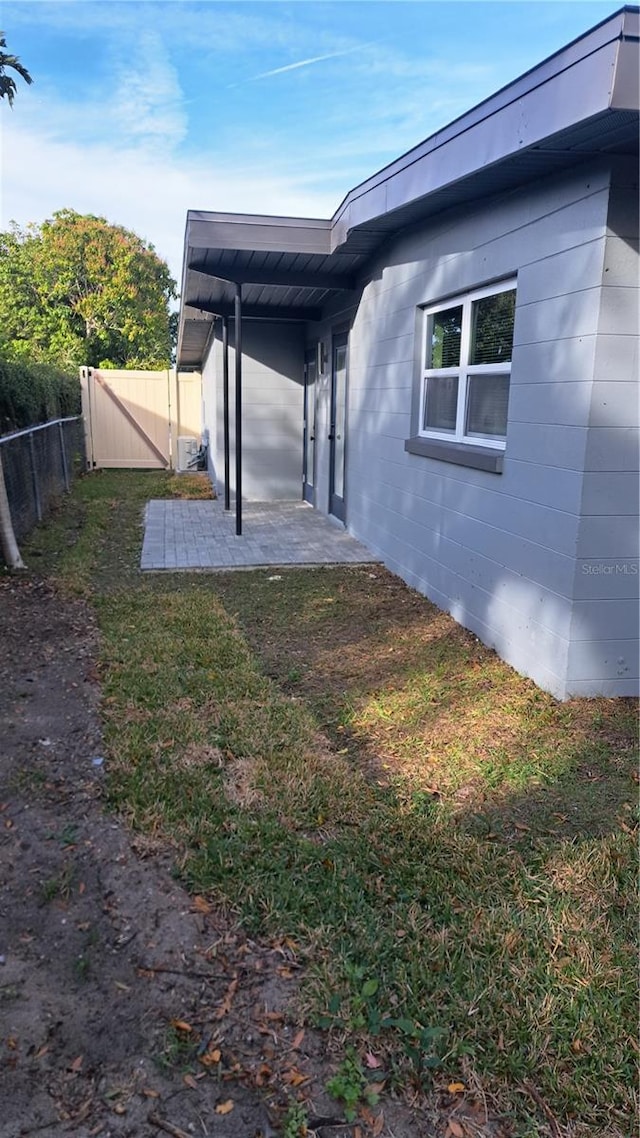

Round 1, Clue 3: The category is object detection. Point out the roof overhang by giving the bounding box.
[178,5,639,367]
[178,214,364,366]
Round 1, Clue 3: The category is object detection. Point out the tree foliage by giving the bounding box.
[0,31,32,107]
[0,210,177,369]
[0,358,80,434]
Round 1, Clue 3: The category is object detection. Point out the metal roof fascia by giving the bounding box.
[176,213,195,366]
[611,11,640,107]
[185,212,332,256]
[332,8,635,220]
[330,7,638,247]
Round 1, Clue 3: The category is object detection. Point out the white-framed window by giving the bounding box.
[419,279,517,450]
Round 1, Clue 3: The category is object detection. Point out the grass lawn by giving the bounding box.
[23,470,639,1137]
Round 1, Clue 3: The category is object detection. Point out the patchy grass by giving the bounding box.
[164,472,215,499]
[25,471,639,1136]
[23,469,178,593]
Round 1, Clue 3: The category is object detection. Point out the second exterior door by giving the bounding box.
[302,349,317,504]
[329,332,348,522]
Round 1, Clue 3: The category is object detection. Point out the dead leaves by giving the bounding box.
[198,1046,221,1068]
[253,1062,273,1087]
[214,976,238,1020]
[358,1105,385,1136]
[215,1099,234,1115]
[282,1067,310,1088]
[191,894,212,915]
[276,965,296,979]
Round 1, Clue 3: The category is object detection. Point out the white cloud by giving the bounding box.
[0,117,340,282]
[109,30,188,148]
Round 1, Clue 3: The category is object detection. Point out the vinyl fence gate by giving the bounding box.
[80,367,202,470]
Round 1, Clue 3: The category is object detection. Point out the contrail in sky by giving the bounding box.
[246,44,371,82]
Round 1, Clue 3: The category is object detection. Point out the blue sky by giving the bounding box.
[1,0,619,281]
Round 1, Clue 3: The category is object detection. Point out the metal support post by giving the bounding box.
[234,283,242,536]
[58,420,70,491]
[28,431,42,521]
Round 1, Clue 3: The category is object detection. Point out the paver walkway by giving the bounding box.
[141,499,379,570]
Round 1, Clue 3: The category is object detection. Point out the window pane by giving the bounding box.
[429,305,462,369]
[466,374,510,437]
[470,289,516,365]
[424,374,458,432]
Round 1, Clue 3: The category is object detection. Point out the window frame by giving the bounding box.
[419,279,517,451]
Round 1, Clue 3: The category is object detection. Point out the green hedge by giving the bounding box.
[0,358,81,435]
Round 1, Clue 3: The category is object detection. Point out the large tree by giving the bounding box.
[0,210,177,369]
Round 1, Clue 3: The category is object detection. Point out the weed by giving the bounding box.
[40,878,63,903]
[318,967,382,1034]
[326,1048,379,1123]
[39,864,74,903]
[74,954,90,981]
[58,823,79,847]
[281,1099,309,1137]
[10,768,46,793]
[154,1024,195,1074]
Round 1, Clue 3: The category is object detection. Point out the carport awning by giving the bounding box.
[178,213,367,367]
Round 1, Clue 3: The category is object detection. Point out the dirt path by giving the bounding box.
[0,577,427,1138]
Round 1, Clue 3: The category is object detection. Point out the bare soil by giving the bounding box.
[0,576,434,1138]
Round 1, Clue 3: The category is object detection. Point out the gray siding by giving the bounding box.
[203,321,305,501]
[310,159,638,698]
[568,158,639,696]
[201,329,217,485]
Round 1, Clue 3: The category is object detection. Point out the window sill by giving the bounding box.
[404,436,504,473]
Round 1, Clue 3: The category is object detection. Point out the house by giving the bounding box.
[176,6,639,700]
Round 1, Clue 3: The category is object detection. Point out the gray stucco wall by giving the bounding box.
[202,321,305,501]
[201,325,217,483]
[309,158,638,698]
[568,158,639,696]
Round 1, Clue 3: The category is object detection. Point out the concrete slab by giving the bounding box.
[140,499,379,571]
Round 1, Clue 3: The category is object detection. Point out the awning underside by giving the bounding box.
[180,236,367,364]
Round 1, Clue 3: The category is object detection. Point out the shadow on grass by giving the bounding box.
[211,565,637,841]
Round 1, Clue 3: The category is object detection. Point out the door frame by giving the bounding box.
[329,330,349,523]
[302,348,317,504]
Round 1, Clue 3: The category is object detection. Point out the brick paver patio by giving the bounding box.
[140,499,379,570]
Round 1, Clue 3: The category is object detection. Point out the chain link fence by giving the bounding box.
[1,416,86,542]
